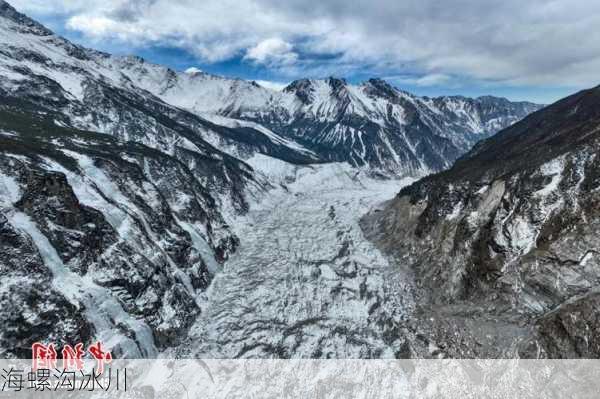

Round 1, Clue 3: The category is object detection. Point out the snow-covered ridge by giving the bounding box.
[0,7,316,166]
[0,0,541,176]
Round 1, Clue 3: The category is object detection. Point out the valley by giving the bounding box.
[181,160,417,358]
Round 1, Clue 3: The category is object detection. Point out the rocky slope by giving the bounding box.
[0,102,246,357]
[127,69,541,175]
[362,85,600,357]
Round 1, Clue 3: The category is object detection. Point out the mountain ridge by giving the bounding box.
[361,82,600,357]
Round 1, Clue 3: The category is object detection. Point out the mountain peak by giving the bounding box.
[326,76,347,89]
[283,79,316,104]
[363,78,400,99]
[0,0,52,35]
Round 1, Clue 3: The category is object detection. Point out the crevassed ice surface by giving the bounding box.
[183,161,417,358]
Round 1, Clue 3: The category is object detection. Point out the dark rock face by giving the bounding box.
[0,106,241,357]
[536,291,600,358]
[362,86,600,358]
[14,168,115,274]
[0,212,93,358]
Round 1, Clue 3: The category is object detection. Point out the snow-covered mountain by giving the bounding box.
[118,65,541,175]
[0,1,319,173]
[362,85,600,357]
[262,78,541,174]
[0,0,541,178]
[0,0,545,359]
[0,0,268,357]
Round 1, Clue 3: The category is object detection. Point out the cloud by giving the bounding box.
[393,74,453,87]
[9,0,600,89]
[254,80,289,91]
[244,38,298,66]
[184,67,203,74]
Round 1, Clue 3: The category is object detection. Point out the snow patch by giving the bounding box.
[535,157,565,197]
[0,171,21,208]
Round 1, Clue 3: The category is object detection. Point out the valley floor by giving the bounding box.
[181,159,417,358]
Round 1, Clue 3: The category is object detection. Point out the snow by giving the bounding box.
[38,153,213,352]
[45,69,85,100]
[506,215,538,254]
[0,171,21,208]
[116,59,275,116]
[58,151,201,302]
[580,251,595,266]
[535,157,565,197]
[185,163,416,358]
[177,218,219,274]
[6,210,156,357]
[200,113,316,156]
[476,185,490,195]
[0,13,531,179]
[446,201,464,221]
[245,153,300,183]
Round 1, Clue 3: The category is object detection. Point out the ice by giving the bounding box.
[244,153,300,183]
[177,218,220,274]
[186,163,417,358]
[0,170,21,208]
[6,210,156,357]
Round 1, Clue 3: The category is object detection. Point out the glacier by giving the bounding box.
[180,162,418,358]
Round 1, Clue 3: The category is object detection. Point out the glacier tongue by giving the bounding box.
[184,163,417,358]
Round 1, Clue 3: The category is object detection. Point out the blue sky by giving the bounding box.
[12,0,600,104]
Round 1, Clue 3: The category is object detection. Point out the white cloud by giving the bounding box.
[67,15,136,38]
[393,74,452,87]
[244,38,298,66]
[254,80,288,91]
[184,67,203,74]
[9,0,600,89]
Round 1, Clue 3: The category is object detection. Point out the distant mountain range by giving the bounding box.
[119,62,542,175]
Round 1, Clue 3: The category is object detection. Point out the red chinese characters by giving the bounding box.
[31,343,57,370]
[87,342,112,374]
[31,342,113,373]
[61,343,85,371]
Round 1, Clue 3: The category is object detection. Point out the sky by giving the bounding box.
[9,0,600,104]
